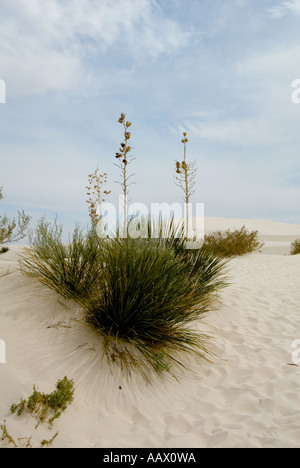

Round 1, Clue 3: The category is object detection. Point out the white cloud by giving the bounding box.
[268,0,300,18]
[0,0,194,96]
[180,117,286,147]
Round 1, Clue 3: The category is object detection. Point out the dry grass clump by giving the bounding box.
[290,238,300,255]
[203,226,264,257]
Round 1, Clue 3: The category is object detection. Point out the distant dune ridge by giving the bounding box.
[0,217,300,448]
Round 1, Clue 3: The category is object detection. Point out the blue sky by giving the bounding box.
[0,0,300,233]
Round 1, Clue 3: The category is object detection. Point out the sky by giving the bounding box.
[0,0,300,235]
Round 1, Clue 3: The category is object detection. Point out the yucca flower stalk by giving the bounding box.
[175,132,197,240]
[86,168,111,226]
[115,113,135,238]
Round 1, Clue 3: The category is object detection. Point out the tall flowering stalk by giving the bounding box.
[86,169,111,226]
[175,132,197,239]
[115,113,134,237]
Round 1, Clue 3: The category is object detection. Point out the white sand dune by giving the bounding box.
[0,217,300,448]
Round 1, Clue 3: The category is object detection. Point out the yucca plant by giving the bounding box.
[19,217,101,301]
[20,215,228,379]
[76,222,228,378]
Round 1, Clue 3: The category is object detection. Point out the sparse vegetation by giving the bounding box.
[290,238,300,255]
[1,377,74,448]
[0,246,9,254]
[10,376,74,427]
[0,420,18,448]
[0,187,31,246]
[202,226,264,257]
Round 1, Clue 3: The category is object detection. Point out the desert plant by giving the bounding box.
[20,217,101,301]
[1,377,74,448]
[10,376,74,427]
[0,187,31,246]
[0,420,18,448]
[202,226,264,257]
[86,168,111,226]
[0,246,9,254]
[40,431,58,447]
[76,227,227,379]
[174,132,197,239]
[290,238,300,255]
[115,113,135,237]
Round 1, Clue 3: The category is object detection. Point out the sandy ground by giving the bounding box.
[0,217,300,448]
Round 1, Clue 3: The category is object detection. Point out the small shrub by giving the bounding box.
[291,238,300,255]
[202,226,264,257]
[0,247,9,254]
[10,376,74,427]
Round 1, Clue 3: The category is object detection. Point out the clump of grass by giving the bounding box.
[20,215,228,378]
[19,217,101,301]
[290,238,300,255]
[76,225,228,378]
[0,246,9,254]
[202,226,264,257]
[10,376,74,427]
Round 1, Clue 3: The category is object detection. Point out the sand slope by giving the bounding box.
[0,218,300,448]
